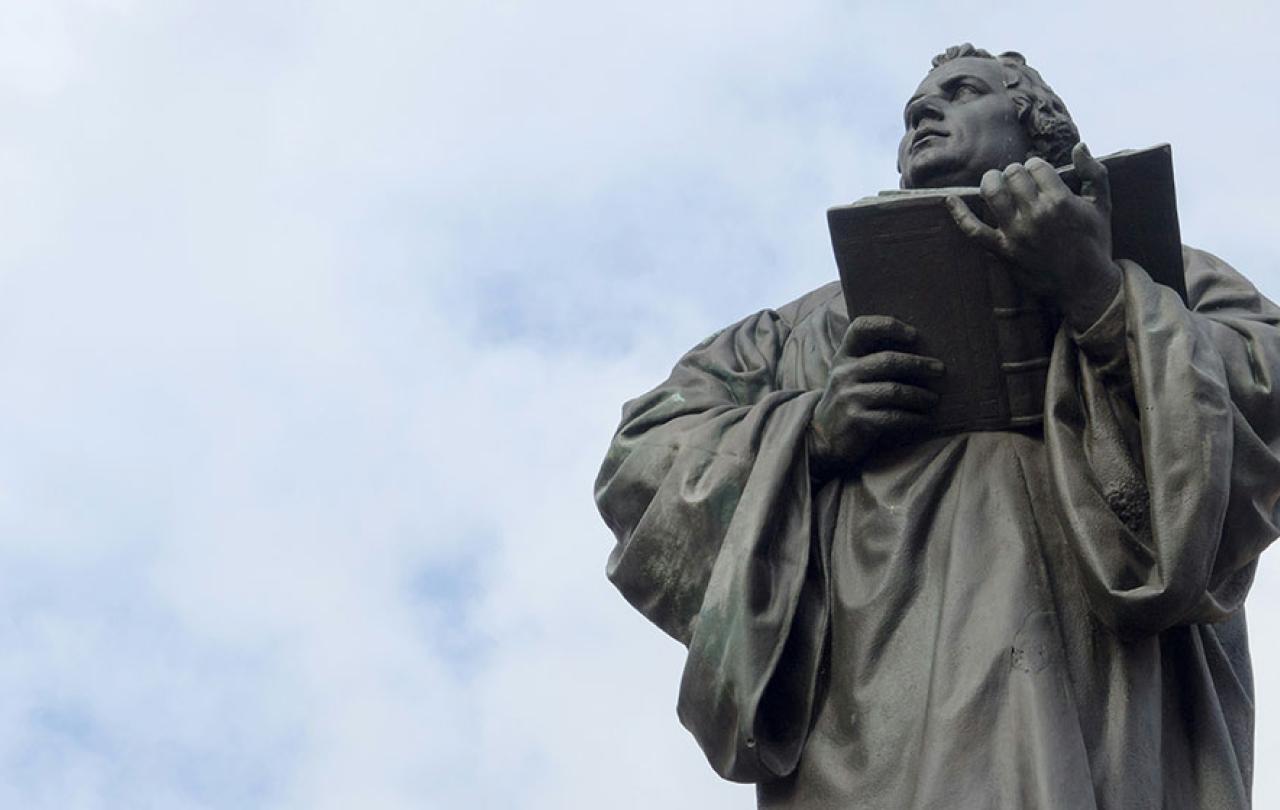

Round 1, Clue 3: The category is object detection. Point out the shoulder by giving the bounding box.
[691,281,845,350]
[774,281,845,330]
[1182,245,1280,321]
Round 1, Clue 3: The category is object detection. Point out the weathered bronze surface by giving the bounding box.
[596,44,1280,809]
[828,145,1184,436]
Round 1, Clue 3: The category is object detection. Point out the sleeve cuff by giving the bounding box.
[1071,284,1128,370]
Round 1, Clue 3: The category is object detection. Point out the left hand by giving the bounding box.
[945,142,1122,333]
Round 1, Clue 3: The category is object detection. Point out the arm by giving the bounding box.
[595,306,827,782]
[596,307,813,644]
[596,301,945,778]
[1044,251,1280,633]
[948,145,1280,633]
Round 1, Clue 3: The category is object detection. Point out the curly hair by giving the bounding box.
[931,43,1080,167]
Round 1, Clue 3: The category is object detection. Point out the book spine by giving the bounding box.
[985,261,1056,428]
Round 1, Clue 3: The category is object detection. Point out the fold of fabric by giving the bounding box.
[596,249,1280,808]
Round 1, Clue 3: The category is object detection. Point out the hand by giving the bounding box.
[945,143,1122,333]
[808,315,944,478]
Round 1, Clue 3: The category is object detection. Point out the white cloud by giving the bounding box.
[0,1,1274,807]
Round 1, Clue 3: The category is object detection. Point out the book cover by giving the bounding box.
[826,144,1184,435]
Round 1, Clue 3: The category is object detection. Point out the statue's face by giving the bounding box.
[897,57,1033,189]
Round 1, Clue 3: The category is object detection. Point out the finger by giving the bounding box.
[1001,163,1039,210]
[839,315,919,358]
[945,195,1003,254]
[842,351,945,385]
[978,169,1016,222]
[853,381,940,413]
[1025,156,1069,201]
[1074,142,1111,214]
[860,409,934,437]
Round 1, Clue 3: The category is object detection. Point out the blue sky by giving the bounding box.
[0,1,1276,807]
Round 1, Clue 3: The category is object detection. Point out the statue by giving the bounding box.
[595,44,1280,809]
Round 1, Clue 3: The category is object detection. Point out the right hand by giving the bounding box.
[808,315,945,477]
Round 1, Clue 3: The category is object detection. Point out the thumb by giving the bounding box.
[1074,142,1111,214]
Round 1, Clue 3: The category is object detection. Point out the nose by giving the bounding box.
[906,96,943,129]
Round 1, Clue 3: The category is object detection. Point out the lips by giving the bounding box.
[911,127,948,150]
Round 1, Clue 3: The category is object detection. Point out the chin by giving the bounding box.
[903,166,963,189]
[901,153,967,189]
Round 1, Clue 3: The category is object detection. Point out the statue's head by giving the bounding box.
[898,44,1079,189]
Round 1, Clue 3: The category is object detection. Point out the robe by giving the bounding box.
[594,248,1280,809]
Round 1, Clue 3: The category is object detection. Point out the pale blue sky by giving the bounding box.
[0,1,1275,807]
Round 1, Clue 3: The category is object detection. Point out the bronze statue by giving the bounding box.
[595,44,1280,809]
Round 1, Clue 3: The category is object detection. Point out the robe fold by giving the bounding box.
[595,247,1280,809]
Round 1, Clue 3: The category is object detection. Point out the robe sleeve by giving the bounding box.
[594,307,829,782]
[1045,248,1280,634]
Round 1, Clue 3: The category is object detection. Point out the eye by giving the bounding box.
[952,82,983,100]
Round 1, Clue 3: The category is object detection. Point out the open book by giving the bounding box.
[826,144,1185,435]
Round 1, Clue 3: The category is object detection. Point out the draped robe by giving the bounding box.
[595,248,1280,809]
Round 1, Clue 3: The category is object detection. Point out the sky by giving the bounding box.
[0,1,1276,807]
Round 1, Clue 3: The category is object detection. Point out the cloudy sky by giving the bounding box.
[0,1,1276,807]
